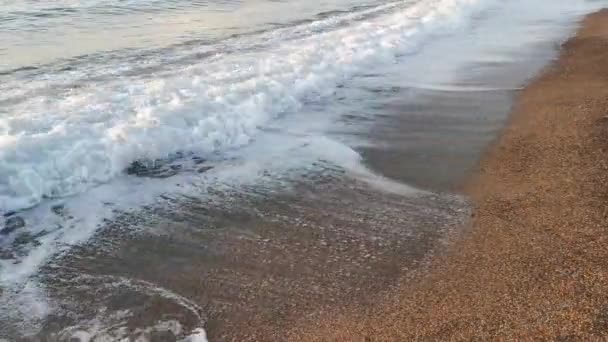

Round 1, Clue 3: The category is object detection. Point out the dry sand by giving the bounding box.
[288,9,608,341]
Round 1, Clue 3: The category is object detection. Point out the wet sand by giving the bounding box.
[33,175,468,341]
[23,70,512,341]
[288,9,608,341]
[30,76,520,340]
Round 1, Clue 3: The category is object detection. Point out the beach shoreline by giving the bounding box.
[2,4,604,341]
[288,8,608,341]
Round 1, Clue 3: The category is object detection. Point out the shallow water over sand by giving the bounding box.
[1,0,607,340]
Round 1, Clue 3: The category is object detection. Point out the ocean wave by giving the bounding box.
[0,0,491,214]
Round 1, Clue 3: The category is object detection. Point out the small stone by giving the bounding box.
[1,216,25,235]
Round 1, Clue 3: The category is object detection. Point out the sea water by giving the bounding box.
[0,0,606,339]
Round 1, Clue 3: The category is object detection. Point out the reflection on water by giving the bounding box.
[0,0,380,70]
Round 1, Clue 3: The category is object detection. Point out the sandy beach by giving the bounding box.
[288,9,608,341]
[2,2,605,341]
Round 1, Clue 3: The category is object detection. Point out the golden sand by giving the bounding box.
[288,9,608,341]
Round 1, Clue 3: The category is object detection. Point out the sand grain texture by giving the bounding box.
[289,9,608,341]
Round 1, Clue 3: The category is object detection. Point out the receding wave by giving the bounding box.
[0,0,491,214]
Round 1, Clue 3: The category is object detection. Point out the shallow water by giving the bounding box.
[1,0,607,340]
[0,0,384,71]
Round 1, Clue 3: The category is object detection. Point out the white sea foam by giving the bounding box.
[59,318,207,342]
[3,0,483,311]
[4,274,209,341]
[0,0,492,215]
[182,329,209,342]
